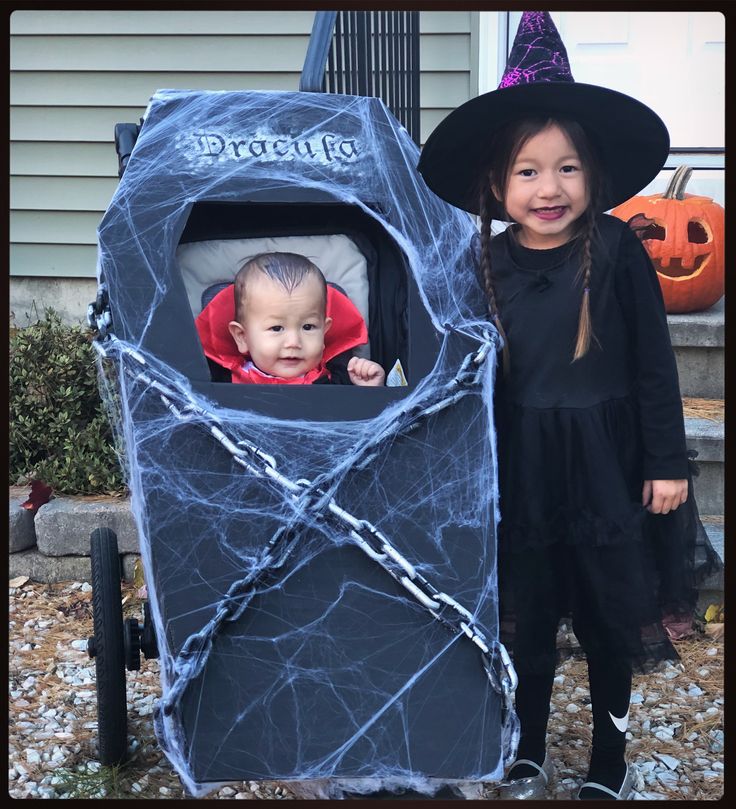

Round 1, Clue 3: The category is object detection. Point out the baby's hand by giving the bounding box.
[347,356,385,387]
[642,479,688,514]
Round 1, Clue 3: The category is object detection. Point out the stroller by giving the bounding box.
[86,86,517,798]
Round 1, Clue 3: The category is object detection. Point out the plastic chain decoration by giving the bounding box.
[93,87,518,798]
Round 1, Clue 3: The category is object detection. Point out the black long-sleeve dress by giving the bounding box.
[480,213,718,674]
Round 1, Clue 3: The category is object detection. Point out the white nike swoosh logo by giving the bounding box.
[609,709,629,733]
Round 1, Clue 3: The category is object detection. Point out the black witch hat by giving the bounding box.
[418,11,669,217]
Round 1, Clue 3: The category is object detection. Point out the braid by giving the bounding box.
[572,211,600,361]
[479,183,510,375]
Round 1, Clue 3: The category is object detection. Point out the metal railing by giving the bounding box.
[300,10,421,146]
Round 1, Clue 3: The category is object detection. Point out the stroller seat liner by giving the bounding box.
[177,232,371,344]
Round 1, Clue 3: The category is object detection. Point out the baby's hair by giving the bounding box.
[477,117,608,371]
[233,252,328,321]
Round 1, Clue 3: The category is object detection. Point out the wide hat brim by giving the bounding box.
[417,82,670,218]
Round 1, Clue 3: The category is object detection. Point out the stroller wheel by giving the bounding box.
[89,527,128,766]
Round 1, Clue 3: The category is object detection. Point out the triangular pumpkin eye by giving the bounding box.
[640,222,666,241]
[688,221,709,243]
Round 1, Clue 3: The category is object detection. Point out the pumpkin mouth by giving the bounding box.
[652,254,709,280]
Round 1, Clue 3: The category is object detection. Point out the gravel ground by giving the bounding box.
[9,579,724,800]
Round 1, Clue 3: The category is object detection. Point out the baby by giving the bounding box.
[226,252,385,385]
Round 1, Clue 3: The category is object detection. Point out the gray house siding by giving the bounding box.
[10,10,475,321]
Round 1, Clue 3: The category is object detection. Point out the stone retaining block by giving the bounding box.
[35,497,140,556]
[9,498,37,552]
[9,548,140,584]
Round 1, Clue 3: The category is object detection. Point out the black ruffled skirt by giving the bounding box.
[495,396,720,674]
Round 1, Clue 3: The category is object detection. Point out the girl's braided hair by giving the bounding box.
[477,117,607,374]
[478,183,510,375]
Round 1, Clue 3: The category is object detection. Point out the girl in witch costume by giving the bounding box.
[196,252,384,386]
[418,11,720,801]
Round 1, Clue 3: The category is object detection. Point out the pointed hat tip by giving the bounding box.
[499,11,573,88]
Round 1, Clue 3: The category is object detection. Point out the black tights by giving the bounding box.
[511,633,632,794]
[583,654,631,795]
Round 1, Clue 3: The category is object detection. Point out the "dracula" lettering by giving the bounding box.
[191,131,361,165]
[198,133,226,156]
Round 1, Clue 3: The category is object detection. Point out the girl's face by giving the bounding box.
[495,123,589,249]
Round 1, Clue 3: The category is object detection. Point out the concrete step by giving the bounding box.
[685,413,724,516]
[668,296,724,399]
[697,519,724,612]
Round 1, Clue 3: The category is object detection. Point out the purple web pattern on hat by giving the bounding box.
[499,11,574,88]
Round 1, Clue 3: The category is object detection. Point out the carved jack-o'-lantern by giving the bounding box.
[612,166,724,313]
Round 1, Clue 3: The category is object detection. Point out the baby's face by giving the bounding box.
[229,274,332,379]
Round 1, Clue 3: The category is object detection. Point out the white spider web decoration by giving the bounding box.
[94,88,517,798]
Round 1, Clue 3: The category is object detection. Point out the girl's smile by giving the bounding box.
[496,124,588,249]
[531,206,569,221]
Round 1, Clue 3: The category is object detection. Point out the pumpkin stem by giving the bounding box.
[663,165,693,200]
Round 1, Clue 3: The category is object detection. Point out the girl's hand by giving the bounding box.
[347,357,385,387]
[642,479,688,514]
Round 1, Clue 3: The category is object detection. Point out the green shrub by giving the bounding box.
[9,310,126,495]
